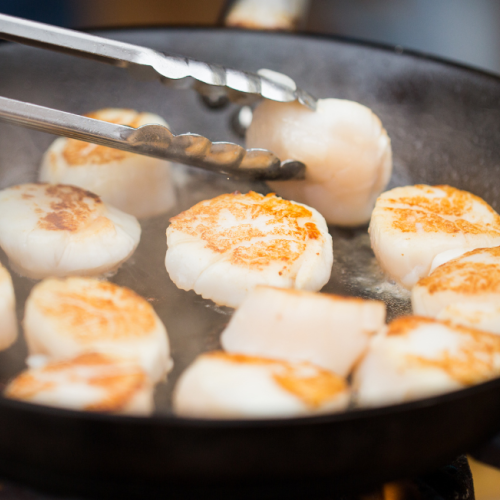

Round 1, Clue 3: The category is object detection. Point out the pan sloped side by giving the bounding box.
[0,379,499,498]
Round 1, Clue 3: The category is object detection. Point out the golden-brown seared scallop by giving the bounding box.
[165,191,333,308]
[246,98,392,226]
[353,316,500,407]
[369,185,500,289]
[24,277,172,383]
[5,353,154,415]
[0,263,17,350]
[221,286,385,376]
[39,108,176,219]
[0,183,140,279]
[173,351,350,419]
[412,246,500,333]
[437,303,500,334]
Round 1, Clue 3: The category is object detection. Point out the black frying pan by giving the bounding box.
[0,27,500,499]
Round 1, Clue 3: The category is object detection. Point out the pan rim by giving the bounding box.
[79,24,500,83]
[1,367,500,429]
[3,23,495,82]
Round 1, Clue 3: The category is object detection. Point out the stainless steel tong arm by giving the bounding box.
[0,96,305,181]
[0,13,316,109]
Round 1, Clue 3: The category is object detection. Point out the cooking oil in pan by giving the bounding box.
[0,165,411,415]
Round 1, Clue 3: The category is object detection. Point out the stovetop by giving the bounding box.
[0,456,474,500]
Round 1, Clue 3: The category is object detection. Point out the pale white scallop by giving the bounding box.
[173,352,350,419]
[24,277,172,383]
[5,353,154,415]
[353,316,500,407]
[0,263,17,350]
[369,185,500,289]
[429,248,470,274]
[39,108,176,219]
[246,98,392,226]
[0,183,141,279]
[412,247,500,334]
[165,191,333,308]
[221,286,385,377]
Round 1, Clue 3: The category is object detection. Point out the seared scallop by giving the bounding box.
[24,277,172,382]
[165,191,333,308]
[353,316,500,407]
[246,98,392,226]
[0,262,17,350]
[221,286,385,376]
[0,183,140,279]
[412,246,500,333]
[173,351,350,419]
[437,303,500,334]
[39,108,176,219]
[369,185,500,289]
[5,353,154,415]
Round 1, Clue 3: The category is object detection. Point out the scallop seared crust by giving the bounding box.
[437,303,500,334]
[353,316,500,407]
[5,353,154,415]
[24,277,172,382]
[413,246,500,333]
[0,183,141,279]
[0,263,17,350]
[165,191,333,307]
[173,351,350,419]
[39,108,176,219]
[369,185,500,289]
[221,286,385,376]
[246,98,392,226]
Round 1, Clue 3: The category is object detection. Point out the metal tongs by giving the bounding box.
[0,14,317,181]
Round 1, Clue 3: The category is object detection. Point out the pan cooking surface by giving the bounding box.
[1,28,500,494]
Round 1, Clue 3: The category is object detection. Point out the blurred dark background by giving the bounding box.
[1,0,500,74]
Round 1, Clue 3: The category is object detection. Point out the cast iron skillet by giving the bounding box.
[0,27,500,499]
